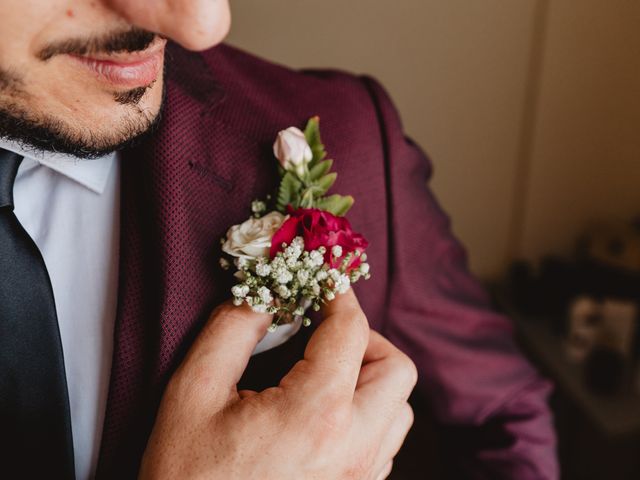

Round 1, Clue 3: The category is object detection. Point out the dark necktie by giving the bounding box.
[0,150,75,479]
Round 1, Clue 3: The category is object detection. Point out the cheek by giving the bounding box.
[0,1,122,96]
[0,1,56,71]
[0,0,114,62]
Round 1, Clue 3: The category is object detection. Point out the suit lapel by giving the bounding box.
[96,45,238,479]
[96,44,314,478]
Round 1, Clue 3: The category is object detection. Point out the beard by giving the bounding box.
[0,28,164,159]
[0,89,163,159]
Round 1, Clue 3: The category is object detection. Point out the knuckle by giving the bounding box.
[280,359,316,391]
[163,373,182,402]
[280,358,322,392]
[318,378,356,409]
[237,388,286,425]
[317,401,351,435]
[163,370,199,409]
[203,304,247,337]
[254,387,286,412]
[165,362,193,396]
[209,302,238,322]
[392,352,418,391]
[343,453,372,480]
[389,404,415,452]
[306,402,352,453]
[345,309,370,344]
[403,403,415,430]
[344,465,367,480]
[282,363,352,433]
[353,310,370,333]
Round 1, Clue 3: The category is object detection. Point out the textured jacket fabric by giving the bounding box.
[95,43,558,479]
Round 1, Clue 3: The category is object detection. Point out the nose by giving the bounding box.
[105,0,231,51]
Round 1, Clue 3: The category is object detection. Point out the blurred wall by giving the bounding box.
[518,0,640,262]
[226,0,640,280]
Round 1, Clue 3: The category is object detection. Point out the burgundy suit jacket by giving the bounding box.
[96,43,558,479]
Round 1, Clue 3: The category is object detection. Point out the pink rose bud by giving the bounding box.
[273,127,313,177]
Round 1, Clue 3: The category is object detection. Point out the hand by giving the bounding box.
[139,289,417,479]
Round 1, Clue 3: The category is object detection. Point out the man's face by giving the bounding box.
[0,0,231,157]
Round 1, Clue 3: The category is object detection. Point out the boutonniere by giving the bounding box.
[219,117,371,331]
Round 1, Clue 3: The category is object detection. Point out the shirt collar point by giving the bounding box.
[0,138,116,195]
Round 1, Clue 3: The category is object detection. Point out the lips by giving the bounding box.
[68,37,167,89]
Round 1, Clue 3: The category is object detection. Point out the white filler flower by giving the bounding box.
[222,211,286,260]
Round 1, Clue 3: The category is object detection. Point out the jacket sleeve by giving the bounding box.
[360,76,559,480]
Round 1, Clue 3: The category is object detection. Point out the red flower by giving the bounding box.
[270,208,369,271]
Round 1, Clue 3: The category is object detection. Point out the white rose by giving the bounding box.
[222,211,286,260]
[273,126,313,177]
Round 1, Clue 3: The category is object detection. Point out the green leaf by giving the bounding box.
[314,172,337,196]
[276,172,302,211]
[315,194,354,216]
[308,159,333,182]
[304,116,326,167]
[299,188,316,208]
[303,116,320,146]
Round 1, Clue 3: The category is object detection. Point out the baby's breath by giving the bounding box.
[221,236,371,330]
[251,200,267,217]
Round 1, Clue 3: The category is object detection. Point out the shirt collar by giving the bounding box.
[0,138,116,195]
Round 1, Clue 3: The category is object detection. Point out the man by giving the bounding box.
[0,1,558,479]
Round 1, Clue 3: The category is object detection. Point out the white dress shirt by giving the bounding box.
[2,139,120,480]
[1,138,299,479]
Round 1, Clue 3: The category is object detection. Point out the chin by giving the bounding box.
[86,77,164,131]
[53,83,164,157]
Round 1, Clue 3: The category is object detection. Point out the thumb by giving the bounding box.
[176,300,273,403]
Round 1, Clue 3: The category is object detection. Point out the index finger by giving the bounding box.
[174,301,273,405]
[282,288,370,399]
